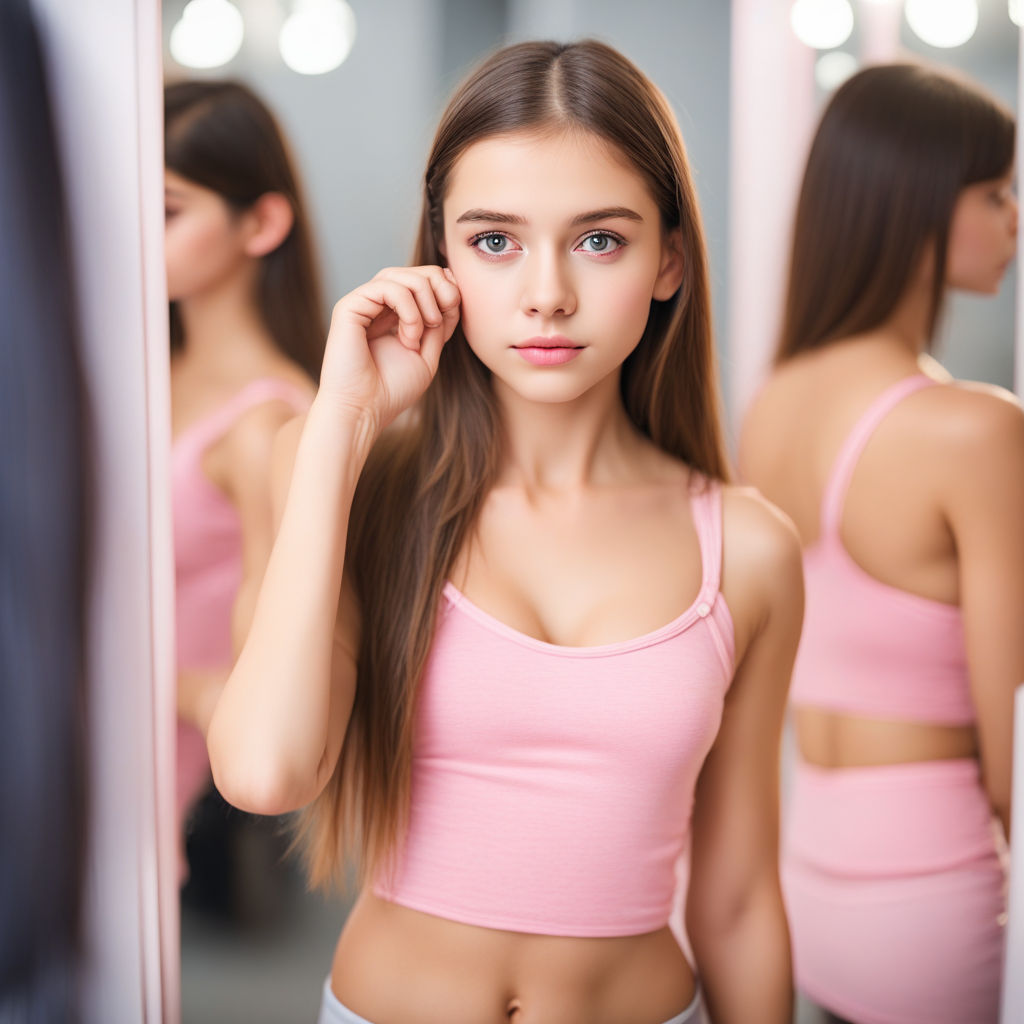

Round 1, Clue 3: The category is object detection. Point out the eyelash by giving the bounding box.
[467,230,627,260]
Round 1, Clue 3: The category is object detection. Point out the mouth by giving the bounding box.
[513,337,584,367]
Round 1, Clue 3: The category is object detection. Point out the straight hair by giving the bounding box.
[777,63,1014,362]
[294,40,730,888]
[164,80,326,379]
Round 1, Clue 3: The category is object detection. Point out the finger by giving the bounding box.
[352,278,425,349]
[374,267,444,333]
[402,264,461,315]
[420,302,461,373]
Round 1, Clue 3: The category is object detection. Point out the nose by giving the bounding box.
[519,246,576,318]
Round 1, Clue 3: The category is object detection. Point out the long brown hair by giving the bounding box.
[296,39,730,888]
[164,80,325,379]
[777,63,1014,363]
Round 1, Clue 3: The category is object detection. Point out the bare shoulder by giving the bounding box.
[718,484,804,676]
[719,485,802,647]
[721,484,803,578]
[912,380,1024,474]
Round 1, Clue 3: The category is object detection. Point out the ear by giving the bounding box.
[243,192,294,258]
[652,228,685,301]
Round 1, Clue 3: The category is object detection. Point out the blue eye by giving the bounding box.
[474,233,512,255]
[577,232,623,254]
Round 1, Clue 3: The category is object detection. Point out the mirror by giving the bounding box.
[159,3,1018,1022]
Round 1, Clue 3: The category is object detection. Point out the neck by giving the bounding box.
[877,268,935,357]
[174,266,279,375]
[493,372,645,491]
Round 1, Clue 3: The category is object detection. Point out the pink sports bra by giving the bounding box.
[789,374,974,725]
[172,377,311,881]
[173,376,312,669]
[373,477,735,937]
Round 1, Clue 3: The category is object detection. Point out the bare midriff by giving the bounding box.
[329,891,696,1024]
[795,707,978,768]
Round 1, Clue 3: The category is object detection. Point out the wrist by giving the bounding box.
[306,394,379,464]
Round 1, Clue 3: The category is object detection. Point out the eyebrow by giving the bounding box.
[455,206,644,226]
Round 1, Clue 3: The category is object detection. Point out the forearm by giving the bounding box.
[207,399,374,811]
[690,887,793,1024]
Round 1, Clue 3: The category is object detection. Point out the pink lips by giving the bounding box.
[513,336,584,367]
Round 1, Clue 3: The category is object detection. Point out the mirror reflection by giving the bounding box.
[160,3,1020,1023]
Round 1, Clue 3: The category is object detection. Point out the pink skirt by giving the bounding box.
[783,759,1007,1024]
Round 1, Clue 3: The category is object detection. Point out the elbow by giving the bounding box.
[207,730,323,816]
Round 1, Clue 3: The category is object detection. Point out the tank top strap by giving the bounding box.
[176,377,313,456]
[821,374,937,536]
[689,476,724,601]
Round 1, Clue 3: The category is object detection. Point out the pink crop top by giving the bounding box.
[789,374,974,725]
[373,478,735,937]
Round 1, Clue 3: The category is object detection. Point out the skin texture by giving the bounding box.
[167,170,314,733]
[738,169,1022,837]
[208,130,800,1023]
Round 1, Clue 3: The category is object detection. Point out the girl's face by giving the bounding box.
[946,169,1017,294]
[164,170,252,302]
[442,130,683,406]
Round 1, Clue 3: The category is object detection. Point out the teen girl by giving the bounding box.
[165,81,322,882]
[208,41,802,1023]
[740,64,1022,1023]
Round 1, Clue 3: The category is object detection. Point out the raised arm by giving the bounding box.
[686,489,803,1024]
[206,266,461,815]
[939,385,1024,837]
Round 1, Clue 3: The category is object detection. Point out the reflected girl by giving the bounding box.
[208,40,803,1024]
[165,80,321,884]
[740,63,1022,1024]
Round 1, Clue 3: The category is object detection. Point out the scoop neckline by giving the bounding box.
[440,579,717,658]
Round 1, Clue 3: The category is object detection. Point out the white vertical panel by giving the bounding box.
[28,0,172,1021]
[728,0,816,429]
[857,0,902,65]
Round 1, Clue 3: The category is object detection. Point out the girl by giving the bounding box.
[208,41,802,1023]
[165,80,322,883]
[740,64,1022,1024]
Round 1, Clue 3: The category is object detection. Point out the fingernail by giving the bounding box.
[443,268,455,282]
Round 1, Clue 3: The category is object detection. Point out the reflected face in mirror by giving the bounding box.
[164,170,252,302]
[947,169,1018,295]
[441,130,682,406]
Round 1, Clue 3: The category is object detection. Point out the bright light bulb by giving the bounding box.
[279,0,357,76]
[1010,0,1024,29]
[904,0,978,48]
[815,50,859,91]
[790,0,855,50]
[169,0,244,70]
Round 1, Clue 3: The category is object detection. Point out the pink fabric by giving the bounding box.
[172,377,311,882]
[374,479,735,936]
[783,760,1006,1024]
[789,374,974,724]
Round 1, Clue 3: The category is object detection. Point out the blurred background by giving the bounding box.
[158,2,1020,1021]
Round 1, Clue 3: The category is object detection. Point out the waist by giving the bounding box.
[793,706,977,767]
[785,757,1004,877]
[332,892,696,1024]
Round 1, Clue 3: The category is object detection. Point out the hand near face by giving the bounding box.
[318,265,461,435]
